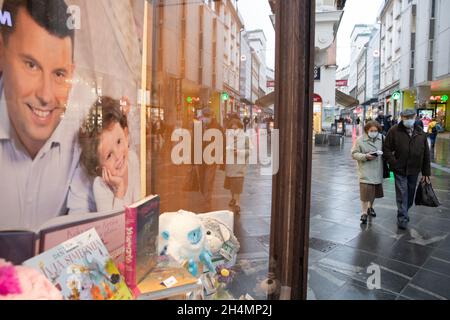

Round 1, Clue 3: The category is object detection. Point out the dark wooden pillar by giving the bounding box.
[269,0,315,300]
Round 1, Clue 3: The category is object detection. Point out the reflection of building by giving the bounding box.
[239,31,252,117]
[148,0,243,127]
[247,30,268,99]
[222,0,244,120]
[239,29,269,119]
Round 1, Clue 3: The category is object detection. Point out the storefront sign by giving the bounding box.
[314,66,321,81]
[336,79,348,87]
[392,91,401,101]
[313,94,322,103]
[430,95,448,103]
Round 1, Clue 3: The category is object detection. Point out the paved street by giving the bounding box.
[307,133,450,300]
[149,132,450,300]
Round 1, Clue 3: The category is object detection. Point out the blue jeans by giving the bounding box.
[394,174,419,222]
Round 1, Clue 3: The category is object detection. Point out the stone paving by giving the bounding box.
[149,131,450,300]
[307,133,450,300]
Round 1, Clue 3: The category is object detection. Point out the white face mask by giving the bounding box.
[368,132,379,139]
[403,119,415,128]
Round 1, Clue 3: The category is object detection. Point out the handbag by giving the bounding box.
[382,136,390,179]
[415,180,440,207]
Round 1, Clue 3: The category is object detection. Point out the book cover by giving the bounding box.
[137,255,199,298]
[0,231,36,265]
[124,195,160,291]
[0,209,125,267]
[23,228,133,300]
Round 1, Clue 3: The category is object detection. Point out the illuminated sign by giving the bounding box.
[221,92,230,101]
[392,91,401,101]
[336,80,348,87]
[267,80,275,88]
[0,10,12,27]
[430,95,449,103]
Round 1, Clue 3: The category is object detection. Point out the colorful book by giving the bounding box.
[0,209,125,267]
[23,228,133,300]
[137,255,200,300]
[124,195,160,293]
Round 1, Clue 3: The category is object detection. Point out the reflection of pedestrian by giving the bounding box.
[224,119,250,214]
[199,108,223,209]
[243,116,250,132]
[427,118,439,148]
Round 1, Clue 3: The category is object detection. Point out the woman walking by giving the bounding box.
[224,119,251,214]
[351,121,385,224]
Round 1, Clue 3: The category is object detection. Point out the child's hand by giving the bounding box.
[102,167,126,199]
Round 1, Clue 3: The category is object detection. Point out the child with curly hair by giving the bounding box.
[78,96,140,212]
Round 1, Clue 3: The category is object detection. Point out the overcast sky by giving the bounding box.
[237,0,275,69]
[336,0,385,68]
[237,0,384,70]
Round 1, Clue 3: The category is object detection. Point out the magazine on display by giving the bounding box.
[23,228,133,300]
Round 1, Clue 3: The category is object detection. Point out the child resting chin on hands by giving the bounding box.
[79,96,140,212]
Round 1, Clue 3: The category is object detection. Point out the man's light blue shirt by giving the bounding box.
[0,83,96,230]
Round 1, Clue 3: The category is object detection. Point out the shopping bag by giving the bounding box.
[415,181,440,207]
[383,160,390,179]
[382,136,390,179]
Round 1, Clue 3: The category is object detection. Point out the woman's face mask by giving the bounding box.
[368,131,379,139]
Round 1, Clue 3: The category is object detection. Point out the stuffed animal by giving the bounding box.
[200,217,240,266]
[159,210,214,276]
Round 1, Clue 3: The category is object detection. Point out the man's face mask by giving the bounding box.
[403,119,415,128]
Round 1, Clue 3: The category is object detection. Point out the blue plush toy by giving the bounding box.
[159,210,214,276]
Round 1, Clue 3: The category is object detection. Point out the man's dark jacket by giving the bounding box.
[383,121,431,176]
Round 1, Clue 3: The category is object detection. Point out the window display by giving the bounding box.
[0,0,282,301]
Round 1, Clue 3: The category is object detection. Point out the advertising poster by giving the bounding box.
[0,0,146,231]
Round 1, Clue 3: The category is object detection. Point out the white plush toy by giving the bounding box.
[199,217,240,257]
[159,210,214,276]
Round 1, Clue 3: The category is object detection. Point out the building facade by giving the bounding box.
[348,24,376,99]
[313,1,344,132]
[148,0,244,127]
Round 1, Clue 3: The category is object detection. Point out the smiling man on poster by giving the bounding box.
[0,0,94,230]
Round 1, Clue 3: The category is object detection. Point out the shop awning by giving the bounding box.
[255,91,275,108]
[336,89,359,108]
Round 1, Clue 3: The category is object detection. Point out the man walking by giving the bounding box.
[383,109,431,229]
[375,111,387,134]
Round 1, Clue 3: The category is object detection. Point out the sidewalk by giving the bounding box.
[307,137,450,300]
[437,132,450,140]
